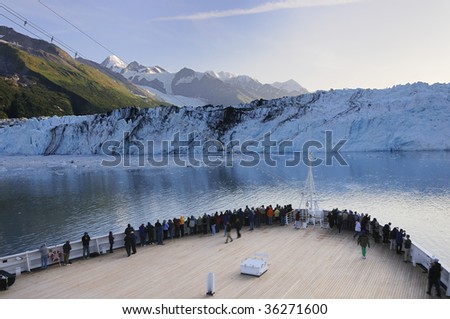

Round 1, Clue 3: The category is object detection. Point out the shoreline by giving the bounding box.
[1,151,449,171]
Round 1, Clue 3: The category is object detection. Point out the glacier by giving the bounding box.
[0,82,449,156]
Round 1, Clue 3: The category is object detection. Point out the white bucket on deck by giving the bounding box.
[15,267,21,276]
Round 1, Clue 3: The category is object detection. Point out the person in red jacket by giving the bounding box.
[267,205,274,225]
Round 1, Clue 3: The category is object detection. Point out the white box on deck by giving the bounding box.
[240,253,269,277]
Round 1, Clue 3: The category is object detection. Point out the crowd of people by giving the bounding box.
[38,203,443,298]
[327,207,443,298]
[118,204,293,252]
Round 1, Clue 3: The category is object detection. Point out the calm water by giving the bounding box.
[0,152,449,266]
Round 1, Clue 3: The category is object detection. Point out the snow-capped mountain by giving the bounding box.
[101,55,128,73]
[271,79,305,94]
[0,82,448,156]
[100,55,308,107]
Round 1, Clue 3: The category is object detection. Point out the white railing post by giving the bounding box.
[95,238,100,254]
[25,252,31,272]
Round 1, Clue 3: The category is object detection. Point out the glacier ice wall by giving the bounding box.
[0,82,449,155]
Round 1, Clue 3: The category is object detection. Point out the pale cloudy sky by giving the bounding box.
[1,0,449,91]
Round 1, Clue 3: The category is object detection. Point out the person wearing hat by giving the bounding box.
[426,257,442,297]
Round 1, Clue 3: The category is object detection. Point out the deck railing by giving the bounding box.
[286,209,449,296]
[1,217,449,297]
[0,232,127,275]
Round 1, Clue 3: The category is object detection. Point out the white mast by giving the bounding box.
[299,104,323,228]
[300,151,322,227]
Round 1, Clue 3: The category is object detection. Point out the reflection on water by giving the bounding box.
[0,152,449,265]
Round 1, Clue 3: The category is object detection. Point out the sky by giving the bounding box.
[1,0,449,91]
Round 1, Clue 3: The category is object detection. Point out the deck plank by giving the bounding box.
[0,225,433,299]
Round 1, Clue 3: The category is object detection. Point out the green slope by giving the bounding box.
[0,42,163,118]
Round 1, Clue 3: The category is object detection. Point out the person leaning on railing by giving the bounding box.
[62,241,72,265]
[403,234,412,263]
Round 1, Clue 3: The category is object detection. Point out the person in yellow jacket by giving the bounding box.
[179,215,185,237]
[274,207,280,224]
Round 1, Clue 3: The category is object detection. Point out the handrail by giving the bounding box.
[286,209,449,296]
[0,232,126,274]
[1,216,448,296]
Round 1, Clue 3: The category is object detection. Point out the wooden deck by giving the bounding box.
[1,225,437,299]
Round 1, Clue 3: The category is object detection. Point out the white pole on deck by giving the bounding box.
[206,272,215,296]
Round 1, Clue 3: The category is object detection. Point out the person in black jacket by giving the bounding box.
[382,222,391,244]
[155,220,163,245]
[235,218,242,238]
[62,241,72,265]
[389,227,398,250]
[81,232,91,259]
[124,233,132,257]
[124,224,137,253]
[108,231,115,253]
[146,222,154,245]
[225,221,233,244]
[427,257,442,297]
[357,231,370,259]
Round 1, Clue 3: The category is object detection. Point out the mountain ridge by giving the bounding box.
[101,54,309,107]
[0,26,311,118]
[0,26,165,118]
